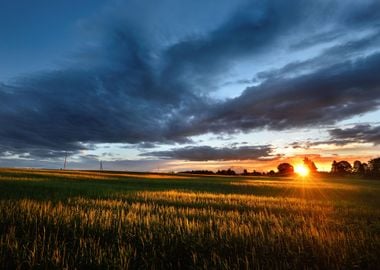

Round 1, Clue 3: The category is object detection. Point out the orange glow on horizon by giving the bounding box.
[157,155,375,173]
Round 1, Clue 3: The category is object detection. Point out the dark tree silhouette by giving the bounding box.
[331,160,338,174]
[368,157,380,176]
[362,162,369,174]
[331,160,352,175]
[303,157,317,173]
[252,170,262,176]
[353,160,365,175]
[216,168,236,175]
[181,170,215,175]
[277,163,294,176]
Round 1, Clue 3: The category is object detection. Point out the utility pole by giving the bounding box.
[99,160,103,171]
[63,152,67,170]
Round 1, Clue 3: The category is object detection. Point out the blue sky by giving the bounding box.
[1,0,380,172]
[0,1,107,81]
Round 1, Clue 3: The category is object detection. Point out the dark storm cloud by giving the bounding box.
[258,30,380,81]
[160,0,314,85]
[142,145,273,161]
[0,63,203,158]
[329,124,380,145]
[1,0,380,159]
[183,52,380,135]
[289,124,380,149]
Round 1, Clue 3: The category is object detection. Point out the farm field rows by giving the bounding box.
[0,169,379,269]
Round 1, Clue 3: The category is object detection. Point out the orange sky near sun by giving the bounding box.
[159,154,375,173]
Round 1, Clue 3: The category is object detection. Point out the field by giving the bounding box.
[0,169,379,269]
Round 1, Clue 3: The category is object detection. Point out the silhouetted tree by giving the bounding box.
[252,170,262,176]
[216,168,236,175]
[362,163,369,174]
[331,160,352,175]
[303,157,317,173]
[277,163,294,176]
[331,160,338,174]
[242,169,248,176]
[368,157,380,176]
[181,170,215,175]
[353,160,365,175]
[227,168,236,175]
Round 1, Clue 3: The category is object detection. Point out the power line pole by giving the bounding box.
[63,152,67,170]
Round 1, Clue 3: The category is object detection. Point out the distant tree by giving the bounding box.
[353,160,365,175]
[331,160,352,175]
[362,163,369,174]
[227,168,236,175]
[331,160,338,174]
[267,170,276,176]
[368,157,380,176]
[252,170,262,176]
[242,169,248,176]
[303,157,317,173]
[277,163,294,176]
[216,168,236,175]
[181,170,215,175]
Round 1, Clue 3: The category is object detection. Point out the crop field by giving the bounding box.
[0,169,379,269]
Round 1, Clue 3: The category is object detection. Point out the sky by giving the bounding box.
[1,0,380,172]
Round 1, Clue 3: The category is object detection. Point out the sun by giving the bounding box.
[294,164,309,177]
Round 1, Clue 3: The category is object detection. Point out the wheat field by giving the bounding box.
[0,169,379,269]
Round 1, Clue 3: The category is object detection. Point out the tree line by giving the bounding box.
[267,157,380,178]
[330,157,380,177]
[181,157,380,178]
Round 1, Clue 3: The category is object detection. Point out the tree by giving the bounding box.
[303,157,317,173]
[353,160,365,175]
[362,163,369,174]
[331,160,352,175]
[216,168,236,175]
[277,163,294,176]
[331,160,338,174]
[252,170,262,176]
[368,157,380,176]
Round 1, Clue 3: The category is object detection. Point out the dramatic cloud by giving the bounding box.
[289,124,380,149]
[329,124,380,145]
[142,145,274,161]
[171,51,380,138]
[0,0,380,161]
[289,139,356,149]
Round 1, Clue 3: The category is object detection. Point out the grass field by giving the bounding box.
[0,168,379,269]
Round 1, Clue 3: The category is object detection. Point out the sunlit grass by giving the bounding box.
[231,179,359,190]
[0,169,379,269]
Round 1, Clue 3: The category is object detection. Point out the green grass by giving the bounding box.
[0,168,379,269]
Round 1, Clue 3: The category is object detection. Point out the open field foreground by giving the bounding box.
[0,169,379,269]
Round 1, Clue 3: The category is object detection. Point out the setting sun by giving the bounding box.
[294,164,309,177]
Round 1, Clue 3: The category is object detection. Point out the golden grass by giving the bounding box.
[0,168,192,180]
[0,169,379,269]
[231,179,359,190]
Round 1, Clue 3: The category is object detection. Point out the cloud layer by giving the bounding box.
[329,124,380,145]
[142,145,274,161]
[1,0,380,161]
